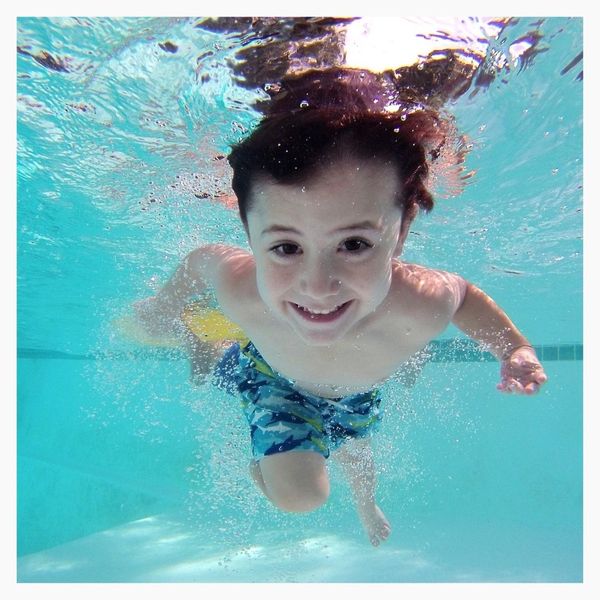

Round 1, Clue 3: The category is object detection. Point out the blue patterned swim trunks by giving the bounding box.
[213,341,383,459]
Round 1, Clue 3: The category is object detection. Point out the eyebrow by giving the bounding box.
[261,221,382,237]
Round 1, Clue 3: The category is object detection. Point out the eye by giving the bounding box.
[341,238,373,253]
[271,242,302,256]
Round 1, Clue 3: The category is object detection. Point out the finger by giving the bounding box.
[519,363,544,374]
[507,379,525,394]
[508,361,542,375]
[497,380,517,393]
[523,382,539,394]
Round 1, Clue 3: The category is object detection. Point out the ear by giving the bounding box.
[395,203,418,256]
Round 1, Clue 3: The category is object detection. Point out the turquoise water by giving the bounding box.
[17,17,583,583]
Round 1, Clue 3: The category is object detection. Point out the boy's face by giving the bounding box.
[246,156,406,346]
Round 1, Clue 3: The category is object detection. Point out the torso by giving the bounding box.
[211,248,464,398]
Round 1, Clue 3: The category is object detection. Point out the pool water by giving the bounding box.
[17,17,583,583]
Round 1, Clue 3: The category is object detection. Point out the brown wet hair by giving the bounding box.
[228,68,456,228]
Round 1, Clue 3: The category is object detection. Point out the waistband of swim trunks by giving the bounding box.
[239,340,381,405]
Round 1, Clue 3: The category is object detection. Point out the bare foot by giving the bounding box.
[357,503,391,547]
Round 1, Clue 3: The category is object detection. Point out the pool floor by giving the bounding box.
[17,509,581,583]
[17,358,583,583]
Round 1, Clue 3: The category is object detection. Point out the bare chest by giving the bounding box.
[241,312,440,397]
[216,259,455,397]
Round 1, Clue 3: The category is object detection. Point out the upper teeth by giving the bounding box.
[297,304,342,314]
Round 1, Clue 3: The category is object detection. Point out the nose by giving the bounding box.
[299,255,341,298]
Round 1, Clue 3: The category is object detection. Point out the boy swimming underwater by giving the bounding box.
[134,68,548,546]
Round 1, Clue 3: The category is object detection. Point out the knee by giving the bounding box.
[259,452,330,513]
[270,482,330,513]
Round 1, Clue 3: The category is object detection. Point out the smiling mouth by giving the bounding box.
[290,300,352,323]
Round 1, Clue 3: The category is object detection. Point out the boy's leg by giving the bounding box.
[333,437,391,546]
[249,459,270,499]
[249,451,330,513]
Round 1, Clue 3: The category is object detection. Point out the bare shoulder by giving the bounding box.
[187,243,250,272]
[187,243,254,291]
[189,244,261,322]
[393,261,467,315]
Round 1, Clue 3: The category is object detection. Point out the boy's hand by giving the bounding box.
[497,345,548,395]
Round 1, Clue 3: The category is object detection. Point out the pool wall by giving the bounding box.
[17,347,582,582]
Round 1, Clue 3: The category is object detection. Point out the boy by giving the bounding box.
[134,69,547,546]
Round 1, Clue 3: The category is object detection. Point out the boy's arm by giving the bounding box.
[133,244,230,337]
[451,280,548,395]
